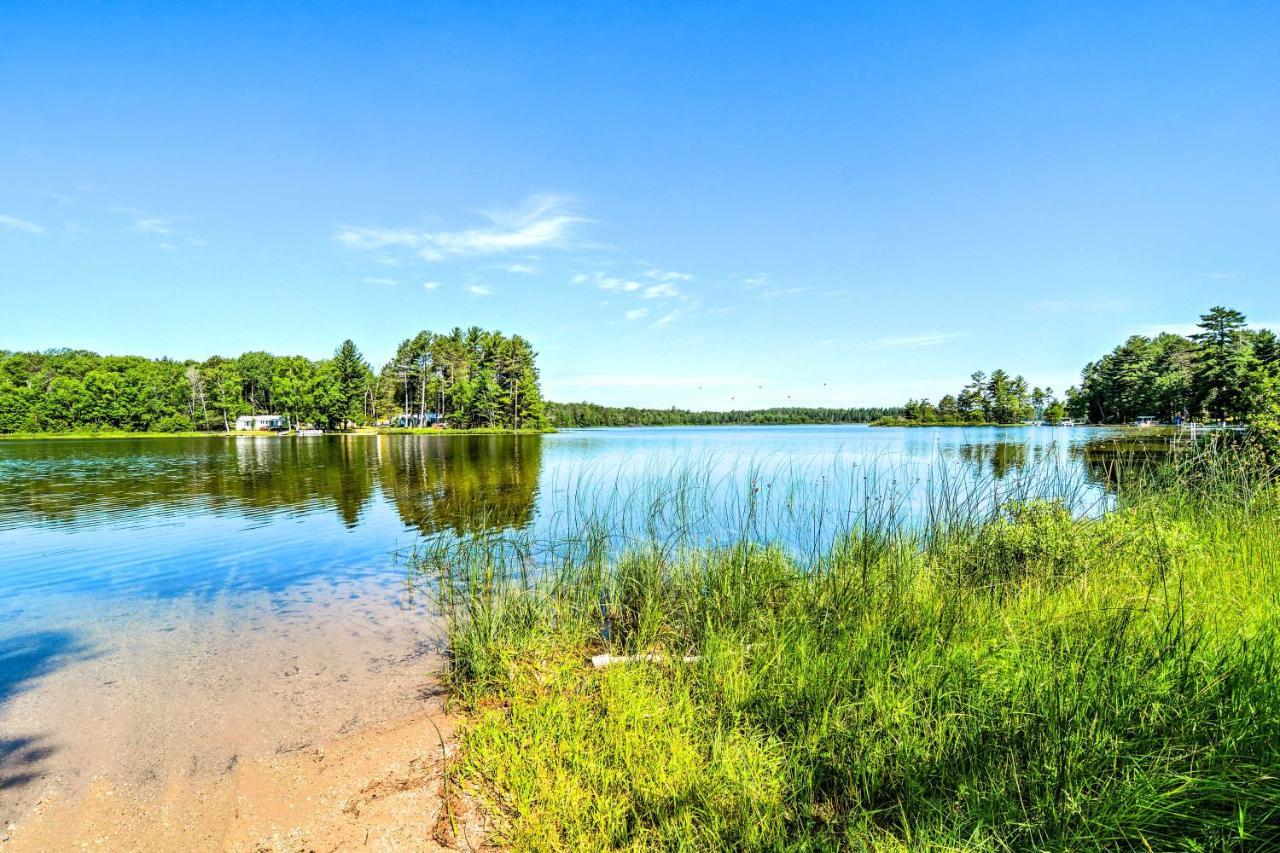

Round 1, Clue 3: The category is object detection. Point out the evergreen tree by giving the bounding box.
[1192,306,1253,420]
[332,339,372,427]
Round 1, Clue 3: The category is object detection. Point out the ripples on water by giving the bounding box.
[0,425,1164,823]
[0,426,1142,606]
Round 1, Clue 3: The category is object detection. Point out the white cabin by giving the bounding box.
[235,414,287,431]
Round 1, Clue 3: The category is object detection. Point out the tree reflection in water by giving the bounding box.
[0,434,543,538]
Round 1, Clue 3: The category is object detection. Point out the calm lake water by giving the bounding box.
[0,425,1128,818]
[0,425,1133,608]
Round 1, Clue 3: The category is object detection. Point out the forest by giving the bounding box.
[884,307,1280,430]
[875,372,1065,425]
[545,402,896,428]
[0,327,546,433]
[7,307,1279,437]
[1069,307,1278,424]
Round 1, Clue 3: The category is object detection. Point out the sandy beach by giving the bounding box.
[0,575,479,849]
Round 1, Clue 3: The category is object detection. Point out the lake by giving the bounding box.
[0,425,1125,822]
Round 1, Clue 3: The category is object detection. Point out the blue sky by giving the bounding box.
[2,1,1277,407]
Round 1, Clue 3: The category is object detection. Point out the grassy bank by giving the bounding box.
[363,426,555,436]
[420,451,1280,849]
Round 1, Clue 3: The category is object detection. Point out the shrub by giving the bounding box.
[150,414,195,432]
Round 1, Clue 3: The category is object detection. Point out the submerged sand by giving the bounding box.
[0,575,481,850]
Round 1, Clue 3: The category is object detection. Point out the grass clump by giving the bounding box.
[419,449,1280,850]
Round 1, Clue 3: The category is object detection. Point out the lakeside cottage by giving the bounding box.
[235,414,287,431]
[394,413,441,428]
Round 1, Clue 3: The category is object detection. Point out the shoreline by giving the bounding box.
[0,427,555,441]
[0,573,466,848]
[2,705,482,850]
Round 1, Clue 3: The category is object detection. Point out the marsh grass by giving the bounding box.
[414,441,1280,850]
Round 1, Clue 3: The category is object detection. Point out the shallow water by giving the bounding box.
[0,425,1125,821]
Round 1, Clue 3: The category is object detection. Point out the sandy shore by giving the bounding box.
[0,575,482,849]
[2,706,484,851]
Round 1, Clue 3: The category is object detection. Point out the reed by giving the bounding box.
[413,442,1280,850]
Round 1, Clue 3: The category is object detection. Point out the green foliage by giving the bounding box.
[889,370,1046,425]
[150,414,195,432]
[383,326,547,430]
[546,403,895,427]
[1246,371,1280,459]
[0,326,548,434]
[1071,307,1279,425]
[427,459,1280,850]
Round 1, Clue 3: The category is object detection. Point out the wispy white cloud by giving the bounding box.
[760,286,813,300]
[596,275,644,292]
[869,332,966,349]
[336,194,585,262]
[133,216,172,235]
[107,205,200,245]
[504,262,541,275]
[363,276,399,286]
[867,332,969,349]
[625,307,649,321]
[576,268,694,315]
[644,267,692,283]
[642,282,683,300]
[0,213,46,234]
[467,283,494,297]
[739,273,809,300]
[649,306,696,329]
[422,280,442,291]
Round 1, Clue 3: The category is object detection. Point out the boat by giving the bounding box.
[296,429,324,436]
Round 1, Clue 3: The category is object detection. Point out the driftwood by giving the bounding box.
[589,651,700,669]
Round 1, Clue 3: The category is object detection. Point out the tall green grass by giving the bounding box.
[415,444,1280,850]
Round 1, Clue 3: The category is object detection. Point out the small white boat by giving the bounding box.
[296,429,324,436]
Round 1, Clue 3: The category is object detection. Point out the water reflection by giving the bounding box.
[378,435,542,536]
[1073,434,1174,490]
[0,427,1151,601]
[0,435,542,536]
[954,441,1031,479]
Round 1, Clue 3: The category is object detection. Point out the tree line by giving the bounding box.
[883,307,1280,431]
[1068,307,1278,425]
[878,372,1066,426]
[546,402,896,428]
[0,326,547,433]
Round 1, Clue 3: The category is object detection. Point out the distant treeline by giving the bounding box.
[546,402,896,428]
[885,308,1280,434]
[0,326,547,434]
[878,372,1064,426]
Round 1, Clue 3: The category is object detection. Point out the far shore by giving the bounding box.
[0,427,555,441]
